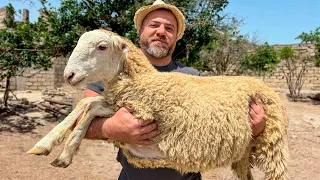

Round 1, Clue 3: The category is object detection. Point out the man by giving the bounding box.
[80,0,266,180]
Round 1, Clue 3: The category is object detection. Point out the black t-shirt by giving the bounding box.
[87,60,201,180]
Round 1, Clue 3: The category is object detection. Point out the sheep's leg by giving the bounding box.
[27,96,108,155]
[27,97,102,155]
[231,148,253,180]
[51,99,114,168]
[254,134,289,180]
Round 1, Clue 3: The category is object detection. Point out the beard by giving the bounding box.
[141,38,175,58]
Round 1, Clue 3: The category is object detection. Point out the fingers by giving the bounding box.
[249,99,264,115]
[138,119,154,126]
[137,121,160,145]
[140,129,161,140]
[121,107,134,113]
[139,121,160,140]
[140,122,157,133]
[137,130,161,146]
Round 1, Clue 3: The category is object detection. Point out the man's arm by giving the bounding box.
[79,89,160,146]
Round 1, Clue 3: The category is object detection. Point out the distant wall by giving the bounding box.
[259,43,320,91]
[2,57,68,91]
[22,57,67,91]
[0,6,8,29]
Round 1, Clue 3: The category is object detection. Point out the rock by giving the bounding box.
[307,93,320,101]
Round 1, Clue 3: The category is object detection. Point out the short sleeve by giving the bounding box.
[87,81,104,94]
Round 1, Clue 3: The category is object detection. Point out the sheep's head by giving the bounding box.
[64,30,129,88]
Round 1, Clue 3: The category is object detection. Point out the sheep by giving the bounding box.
[27,29,289,180]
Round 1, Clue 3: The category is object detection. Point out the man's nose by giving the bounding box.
[156,25,166,37]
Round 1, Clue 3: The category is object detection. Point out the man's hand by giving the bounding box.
[249,100,266,137]
[102,107,161,146]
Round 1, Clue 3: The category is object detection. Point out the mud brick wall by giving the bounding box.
[24,69,55,90]
[0,6,8,29]
[260,64,320,90]
[22,57,68,90]
[0,6,28,28]
[259,44,320,91]
[201,43,319,91]
[1,57,68,91]
[53,56,68,88]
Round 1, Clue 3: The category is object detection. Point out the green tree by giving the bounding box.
[168,0,229,69]
[39,0,228,67]
[240,42,280,76]
[279,46,314,101]
[0,4,53,107]
[296,27,320,67]
[39,0,145,56]
[199,17,254,75]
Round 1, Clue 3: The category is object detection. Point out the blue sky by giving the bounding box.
[225,0,320,45]
[0,0,60,22]
[1,0,319,45]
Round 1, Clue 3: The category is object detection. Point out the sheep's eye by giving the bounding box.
[98,45,107,50]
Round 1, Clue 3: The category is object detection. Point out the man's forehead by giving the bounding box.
[142,9,178,27]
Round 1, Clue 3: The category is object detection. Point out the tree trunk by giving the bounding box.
[3,75,11,107]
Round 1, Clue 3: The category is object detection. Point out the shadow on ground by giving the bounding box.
[0,107,65,133]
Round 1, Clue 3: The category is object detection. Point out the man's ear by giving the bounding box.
[113,37,129,53]
[139,29,143,36]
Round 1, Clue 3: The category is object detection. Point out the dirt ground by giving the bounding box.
[0,90,319,180]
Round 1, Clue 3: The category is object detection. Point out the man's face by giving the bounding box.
[139,9,178,58]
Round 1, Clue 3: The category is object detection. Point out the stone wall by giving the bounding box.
[0,6,8,29]
[23,69,55,90]
[53,57,68,88]
[0,5,29,29]
[4,57,68,91]
[259,43,320,91]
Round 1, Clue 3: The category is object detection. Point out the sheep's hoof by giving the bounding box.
[27,147,51,156]
[51,158,71,168]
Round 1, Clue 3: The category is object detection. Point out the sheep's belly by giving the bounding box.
[125,144,167,159]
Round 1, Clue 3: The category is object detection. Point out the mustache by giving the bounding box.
[151,36,167,43]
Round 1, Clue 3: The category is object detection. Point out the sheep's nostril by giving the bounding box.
[65,72,75,84]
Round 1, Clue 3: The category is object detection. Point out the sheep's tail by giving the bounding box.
[253,103,289,180]
[253,134,289,180]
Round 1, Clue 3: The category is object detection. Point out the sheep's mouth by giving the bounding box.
[69,76,85,86]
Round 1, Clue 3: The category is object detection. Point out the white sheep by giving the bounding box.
[27,29,289,180]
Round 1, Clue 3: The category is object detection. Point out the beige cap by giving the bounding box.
[134,0,186,40]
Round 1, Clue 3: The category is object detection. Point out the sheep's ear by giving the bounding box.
[113,37,129,54]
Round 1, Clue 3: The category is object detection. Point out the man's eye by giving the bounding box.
[98,45,107,50]
[166,27,173,31]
